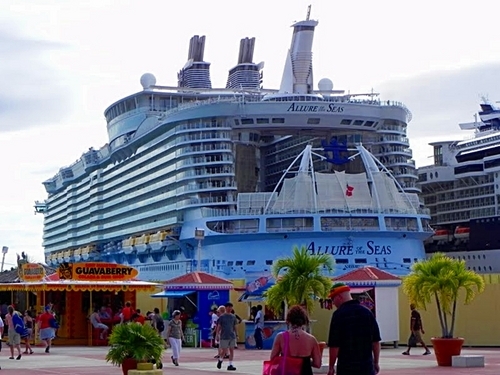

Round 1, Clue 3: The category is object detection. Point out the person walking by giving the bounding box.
[402,303,431,355]
[23,310,34,354]
[215,304,237,371]
[166,310,185,366]
[37,305,56,353]
[270,305,322,375]
[5,305,23,360]
[254,304,264,350]
[327,283,381,375]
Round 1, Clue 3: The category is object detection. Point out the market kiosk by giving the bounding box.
[152,271,233,347]
[320,266,402,347]
[0,262,160,346]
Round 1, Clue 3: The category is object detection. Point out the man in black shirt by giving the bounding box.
[327,283,381,375]
[402,303,431,355]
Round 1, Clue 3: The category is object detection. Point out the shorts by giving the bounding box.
[93,323,109,330]
[8,329,21,346]
[40,327,55,341]
[413,330,423,342]
[219,339,236,349]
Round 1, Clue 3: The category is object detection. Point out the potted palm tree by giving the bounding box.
[402,253,485,366]
[105,322,164,375]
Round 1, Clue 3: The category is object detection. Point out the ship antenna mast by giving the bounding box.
[306,4,311,20]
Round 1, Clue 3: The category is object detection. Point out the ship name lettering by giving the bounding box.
[366,240,392,255]
[286,103,344,113]
[307,242,353,256]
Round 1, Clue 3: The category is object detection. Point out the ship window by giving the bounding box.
[355,258,367,264]
[234,119,240,125]
[235,261,243,266]
[340,119,352,125]
[265,260,273,265]
[227,261,234,266]
[364,121,375,127]
[246,260,255,265]
[256,118,269,124]
[403,258,411,263]
[307,118,320,125]
[336,259,348,264]
[241,118,254,125]
[272,118,285,124]
[353,120,364,126]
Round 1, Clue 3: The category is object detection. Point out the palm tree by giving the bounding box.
[264,245,334,315]
[402,252,485,338]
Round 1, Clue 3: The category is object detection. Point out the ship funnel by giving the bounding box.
[226,37,263,89]
[279,7,318,94]
[178,35,212,89]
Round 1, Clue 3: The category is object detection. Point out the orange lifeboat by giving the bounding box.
[454,226,470,240]
[433,229,451,242]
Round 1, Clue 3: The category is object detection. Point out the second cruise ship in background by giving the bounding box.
[419,100,500,272]
[36,8,432,281]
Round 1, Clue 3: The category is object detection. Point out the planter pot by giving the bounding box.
[137,362,154,370]
[431,337,465,366]
[121,357,138,375]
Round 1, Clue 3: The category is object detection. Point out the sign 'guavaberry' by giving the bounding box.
[19,263,46,282]
[58,262,139,281]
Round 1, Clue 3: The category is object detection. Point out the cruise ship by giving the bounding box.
[418,100,500,273]
[36,9,432,281]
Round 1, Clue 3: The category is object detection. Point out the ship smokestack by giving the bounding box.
[178,35,212,89]
[226,37,264,90]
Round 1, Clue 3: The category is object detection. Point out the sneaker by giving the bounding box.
[402,351,409,355]
[45,346,50,353]
[217,360,222,369]
[171,356,176,364]
[227,365,236,371]
[423,350,431,355]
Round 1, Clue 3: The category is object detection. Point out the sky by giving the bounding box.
[1,0,499,266]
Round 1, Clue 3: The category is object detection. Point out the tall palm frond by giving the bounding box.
[264,245,334,315]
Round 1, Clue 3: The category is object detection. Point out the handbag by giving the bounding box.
[408,333,417,347]
[262,331,303,375]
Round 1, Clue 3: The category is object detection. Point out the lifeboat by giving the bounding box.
[56,252,65,263]
[433,229,451,242]
[149,231,167,252]
[81,246,91,260]
[73,248,82,261]
[63,249,73,262]
[135,234,150,254]
[454,226,470,240]
[122,237,136,254]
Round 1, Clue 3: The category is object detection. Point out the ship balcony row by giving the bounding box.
[373,136,409,145]
[379,146,412,157]
[376,125,407,134]
[177,142,233,156]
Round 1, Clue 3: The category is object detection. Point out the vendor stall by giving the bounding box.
[152,271,233,348]
[320,266,401,347]
[0,262,161,346]
[238,271,287,350]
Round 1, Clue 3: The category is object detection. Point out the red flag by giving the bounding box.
[345,184,354,197]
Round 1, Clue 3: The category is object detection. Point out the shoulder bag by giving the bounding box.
[262,331,304,375]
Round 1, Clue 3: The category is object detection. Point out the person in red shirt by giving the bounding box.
[121,302,134,323]
[179,307,189,334]
[134,309,146,325]
[37,306,56,353]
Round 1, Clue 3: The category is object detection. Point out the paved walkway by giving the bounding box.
[0,345,499,374]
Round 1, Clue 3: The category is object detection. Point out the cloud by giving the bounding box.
[0,27,73,132]
[377,63,500,166]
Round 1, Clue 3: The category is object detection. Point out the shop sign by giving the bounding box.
[19,263,46,282]
[58,262,139,281]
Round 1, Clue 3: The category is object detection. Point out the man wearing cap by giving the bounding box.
[327,283,381,375]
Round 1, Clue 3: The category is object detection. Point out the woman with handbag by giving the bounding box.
[268,305,322,375]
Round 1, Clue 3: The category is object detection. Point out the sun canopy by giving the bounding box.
[151,290,195,298]
[0,280,161,292]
